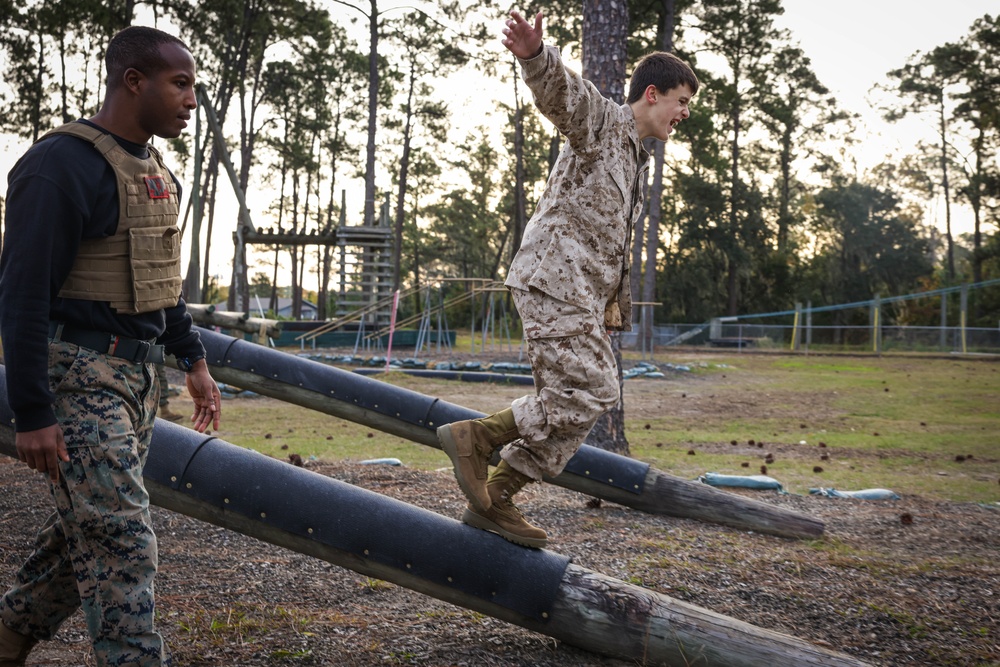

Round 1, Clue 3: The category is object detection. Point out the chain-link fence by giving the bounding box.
[622,321,1000,355]
[621,279,1000,356]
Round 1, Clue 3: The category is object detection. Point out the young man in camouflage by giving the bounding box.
[438,10,698,549]
[0,26,220,666]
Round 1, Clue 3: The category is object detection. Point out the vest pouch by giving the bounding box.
[57,236,134,305]
[124,226,183,314]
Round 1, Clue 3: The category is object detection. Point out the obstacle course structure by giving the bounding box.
[0,368,866,666]
[191,327,824,540]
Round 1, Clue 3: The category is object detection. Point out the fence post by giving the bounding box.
[709,318,722,341]
[791,303,801,352]
[640,303,655,361]
[806,300,813,352]
[961,284,969,354]
[634,302,663,360]
[871,294,882,355]
[641,304,649,360]
[470,286,476,354]
[384,290,400,371]
[940,291,948,351]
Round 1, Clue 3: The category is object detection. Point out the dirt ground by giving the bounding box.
[0,354,998,667]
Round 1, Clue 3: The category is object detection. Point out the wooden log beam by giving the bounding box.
[546,565,868,666]
[0,417,866,667]
[243,230,340,246]
[185,303,216,317]
[545,467,824,540]
[207,309,249,324]
[184,308,281,337]
[195,329,823,540]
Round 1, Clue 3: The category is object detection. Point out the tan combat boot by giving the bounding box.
[437,409,519,513]
[461,460,548,549]
[157,403,184,422]
[0,623,36,667]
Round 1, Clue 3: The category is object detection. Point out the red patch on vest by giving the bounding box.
[143,175,170,200]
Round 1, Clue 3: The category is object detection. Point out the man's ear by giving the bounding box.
[123,67,145,95]
[644,84,658,104]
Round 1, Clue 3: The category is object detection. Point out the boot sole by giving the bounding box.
[461,507,547,549]
[437,424,491,514]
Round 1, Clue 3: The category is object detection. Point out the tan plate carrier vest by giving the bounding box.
[44,123,183,315]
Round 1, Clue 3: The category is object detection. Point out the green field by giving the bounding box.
[199,348,1000,504]
[620,352,1000,503]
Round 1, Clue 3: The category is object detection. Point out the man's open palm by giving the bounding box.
[502,11,544,60]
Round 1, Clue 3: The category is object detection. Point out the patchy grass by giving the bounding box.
[178,348,1000,504]
[175,604,311,647]
[206,384,452,471]
[168,602,369,664]
[625,352,1000,503]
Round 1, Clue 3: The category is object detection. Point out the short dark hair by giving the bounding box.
[105,25,189,91]
[626,52,699,104]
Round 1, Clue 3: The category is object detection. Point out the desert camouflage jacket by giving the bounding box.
[505,44,649,332]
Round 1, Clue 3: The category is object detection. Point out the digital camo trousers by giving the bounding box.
[0,341,166,666]
[503,288,620,480]
[155,363,170,409]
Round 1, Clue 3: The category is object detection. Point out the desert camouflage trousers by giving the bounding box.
[503,288,620,480]
[0,340,166,666]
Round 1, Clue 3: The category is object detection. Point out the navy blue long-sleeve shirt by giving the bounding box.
[0,120,204,432]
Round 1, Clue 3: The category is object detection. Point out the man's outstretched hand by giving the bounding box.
[185,361,221,433]
[502,10,544,60]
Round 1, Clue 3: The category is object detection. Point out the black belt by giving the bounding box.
[48,322,165,364]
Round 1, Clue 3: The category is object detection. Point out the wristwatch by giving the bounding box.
[176,354,206,372]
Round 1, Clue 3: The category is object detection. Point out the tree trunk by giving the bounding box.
[319,138,339,320]
[393,64,416,291]
[290,171,300,319]
[512,64,528,262]
[581,0,627,103]
[582,0,629,457]
[629,142,649,322]
[195,102,224,304]
[641,139,666,342]
[971,127,984,287]
[201,169,220,303]
[777,113,793,254]
[58,32,70,123]
[939,98,955,281]
[363,0,379,226]
[122,0,135,26]
[727,254,739,316]
[31,27,43,142]
[183,101,206,303]
[637,0,676,336]
[727,92,742,317]
[271,147,288,315]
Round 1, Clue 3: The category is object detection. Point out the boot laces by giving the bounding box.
[495,492,523,518]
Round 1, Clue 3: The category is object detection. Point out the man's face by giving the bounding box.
[649,83,693,142]
[136,42,197,140]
